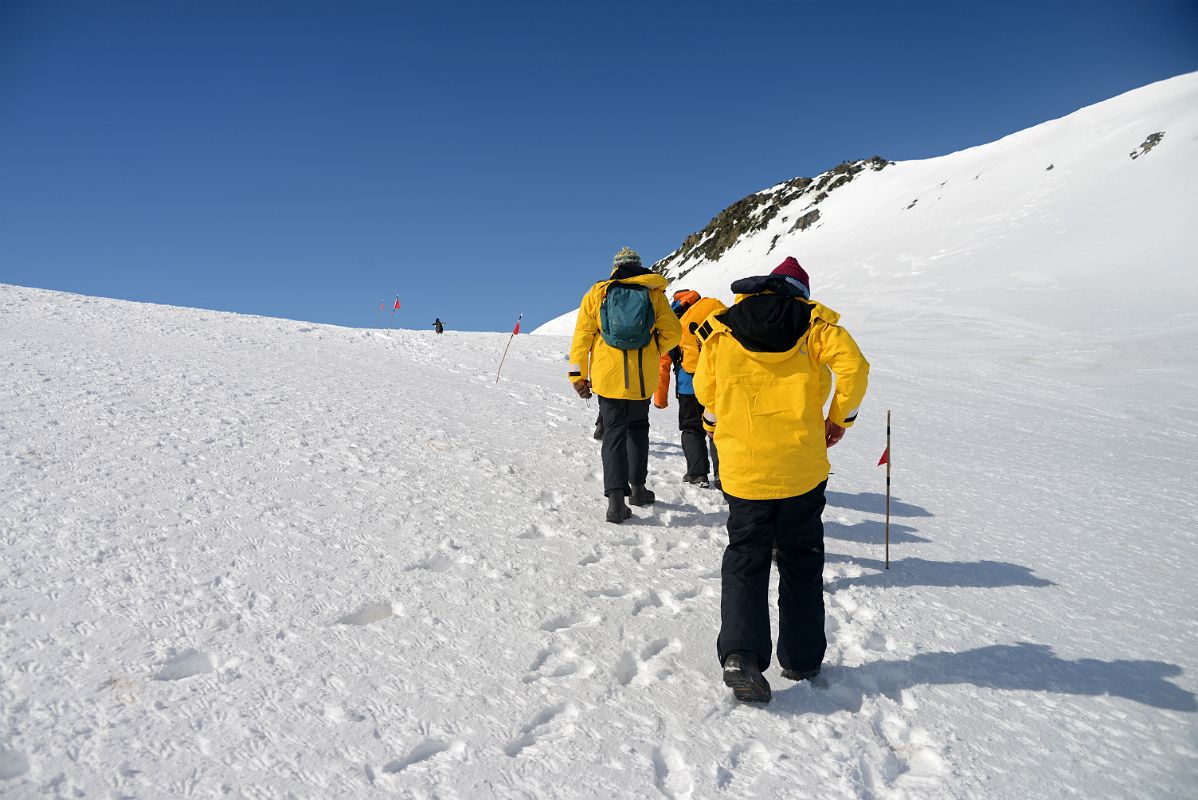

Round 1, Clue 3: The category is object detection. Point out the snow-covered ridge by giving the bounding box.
[534,72,1198,336]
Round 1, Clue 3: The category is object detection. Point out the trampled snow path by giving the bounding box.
[1,283,1196,798]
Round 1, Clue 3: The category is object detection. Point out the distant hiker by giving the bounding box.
[569,247,682,523]
[433,318,444,334]
[694,256,869,703]
[655,289,726,489]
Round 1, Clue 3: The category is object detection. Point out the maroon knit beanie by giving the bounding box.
[771,256,810,298]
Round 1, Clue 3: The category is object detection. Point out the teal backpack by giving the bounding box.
[600,283,655,350]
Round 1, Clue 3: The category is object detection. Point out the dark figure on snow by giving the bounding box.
[694,257,869,703]
[654,289,726,490]
[568,247,682,523]
[433,318,444,334]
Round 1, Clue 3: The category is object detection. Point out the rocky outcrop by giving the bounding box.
[1129,132,1165,160]
[654,156,891,281]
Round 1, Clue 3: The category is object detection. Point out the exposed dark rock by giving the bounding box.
[906,199,918,210]
[789,209,821,233]
[652,156,893,280]
[1129,132,1164,160]
[1046,164,1054,171]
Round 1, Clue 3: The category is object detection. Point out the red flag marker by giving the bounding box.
[881,411,891,568]
[393,297,401,310]
[496,314,523,383]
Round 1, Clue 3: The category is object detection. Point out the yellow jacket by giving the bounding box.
[678,296,727,373]
[568,271,683,400]
[693,294,868,500]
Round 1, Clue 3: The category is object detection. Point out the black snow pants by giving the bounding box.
[677,393,711,480]
[598,396,650,497]
[717,481,828,673]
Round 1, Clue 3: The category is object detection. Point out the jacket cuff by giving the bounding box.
[831,405,860,427]
[702,410,717,434]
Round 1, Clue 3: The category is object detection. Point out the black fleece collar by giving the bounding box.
[610,264,653,281]
[719,294,813,353]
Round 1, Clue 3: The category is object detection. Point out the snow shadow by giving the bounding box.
[825,491,932,518]
[824,555,1053,591]
[775,643,1197,713]
[824,519,930,544]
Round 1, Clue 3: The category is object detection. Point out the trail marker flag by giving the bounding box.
[495,314,523,383]
[881,410,891,569]
[393,297,401,310]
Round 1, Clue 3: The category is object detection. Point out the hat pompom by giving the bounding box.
[613,246,642,269]
[770,256,810,298]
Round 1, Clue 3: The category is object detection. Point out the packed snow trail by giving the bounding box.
[1,283,1194,798]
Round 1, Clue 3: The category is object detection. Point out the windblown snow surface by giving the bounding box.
[2,77,1197,798]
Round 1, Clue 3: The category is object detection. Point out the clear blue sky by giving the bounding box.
[2,1,1195,331]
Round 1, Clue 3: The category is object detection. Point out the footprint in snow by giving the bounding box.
[540,612,600,632]
[717,740,774,791]
[584,586,629,599]
[518,523,559,540]
[336,601,397,626]
[523,645,595,684]
[382,739,464,774]
[504,703,579,757]
[405,554,455,572]
[616,638,680,687]
[652,745,695,800]
[633,591,681,616]
[154,648,215,681]
[0,749,30,781]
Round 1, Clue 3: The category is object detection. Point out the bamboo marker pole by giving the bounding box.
[495,315,522,384]
[885,409,892,569]
[495,336,514,384]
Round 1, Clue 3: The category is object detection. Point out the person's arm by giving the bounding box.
[652,352,672,409]
[808,320,869,431]
[568,289,600,391]
[652,290,683,353]
[693,335,719,436]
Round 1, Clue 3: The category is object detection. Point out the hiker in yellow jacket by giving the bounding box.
[693,257,868,703]
[569,247,682,523]
[654,290,727,489]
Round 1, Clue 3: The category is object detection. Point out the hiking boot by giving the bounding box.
[606,493,633,524]
[682,474,710,489]
[711,477,722,492]
[780,666,821,682]
[722,653,771,704]
[629,485,655,506]
[593,422,604,441]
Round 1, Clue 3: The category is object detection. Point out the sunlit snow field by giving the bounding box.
[3,74,1198,798]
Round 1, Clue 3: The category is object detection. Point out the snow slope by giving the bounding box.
[2,274,1196,797]
[535,71,1198,364]
[3,73,1198,800]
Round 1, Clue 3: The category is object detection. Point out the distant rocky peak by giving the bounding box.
[653,156,891,281]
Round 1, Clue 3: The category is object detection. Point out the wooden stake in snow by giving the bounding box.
[877,410,892,569]
[495,314,522,384]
